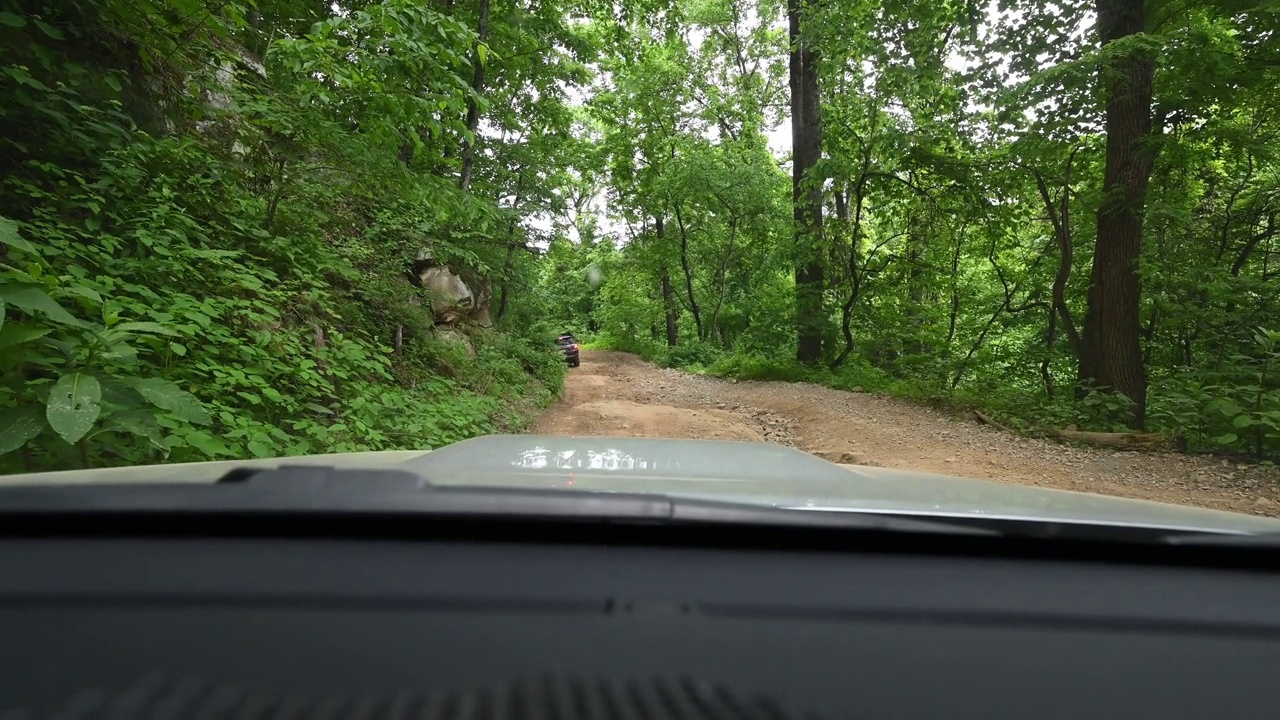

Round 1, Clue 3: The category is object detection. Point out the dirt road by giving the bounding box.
[533,351,1280,516]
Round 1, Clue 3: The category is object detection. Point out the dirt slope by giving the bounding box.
[532,351,1280,517]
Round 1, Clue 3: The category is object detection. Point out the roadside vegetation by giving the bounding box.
[0,0,574,471]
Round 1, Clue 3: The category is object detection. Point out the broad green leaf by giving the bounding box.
[1232,414,1255,429]
[33,18,62,39]
[99,409,165,446]
[0,406,44,454]
[247,440,274,458]
[59,285,103,305]
[168,342,187,356]
[125,377,212,425]
[1,286,79,325]
[1215,433,1239,445]
[0,216,35,254]
[1212,399,1245,417]
[0,324,53,349]
[184,431,233,458]
[0,301,5,332]
[46,373,102,444]
[97,376,142,407]
[100,340,138,365]
[112,321,176,336]
[0,12,24,27]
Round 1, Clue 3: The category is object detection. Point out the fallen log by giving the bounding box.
[1054,429,1168,449]
[972,409,1015,434]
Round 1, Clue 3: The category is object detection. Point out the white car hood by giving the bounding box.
[3,434,1278,535]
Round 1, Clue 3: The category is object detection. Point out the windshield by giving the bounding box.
[2,0,1278,531]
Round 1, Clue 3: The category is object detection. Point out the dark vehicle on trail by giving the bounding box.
[557,333,580,367]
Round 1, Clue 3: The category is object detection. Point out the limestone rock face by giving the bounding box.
[417,264,492,328]
[433,325,477,358]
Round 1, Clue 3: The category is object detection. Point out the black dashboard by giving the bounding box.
[2,522,1279,718]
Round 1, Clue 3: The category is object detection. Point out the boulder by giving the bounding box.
[434,326,476,358]
[418,264,492,327]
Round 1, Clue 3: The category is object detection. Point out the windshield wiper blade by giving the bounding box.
[0,465,999,536]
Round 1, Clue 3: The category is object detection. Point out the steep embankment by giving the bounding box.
[534,351,1280,517]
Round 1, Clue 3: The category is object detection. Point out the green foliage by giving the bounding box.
[1148,330,1280,457]
[0,0,581,472]
[660,342,724,369]
[0,224,213,465]
[535,0,1280,462]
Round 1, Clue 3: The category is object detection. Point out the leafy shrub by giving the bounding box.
[662,342,725,369]
[0,14,561,472]
[706,353,826,383]
[0,219,214,468]
[1148,330,1280,458]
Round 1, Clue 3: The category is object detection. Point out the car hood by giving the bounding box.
[3,434,1277,535]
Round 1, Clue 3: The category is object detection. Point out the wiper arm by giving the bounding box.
[0,465,998,536]
[1161,530,1280,547]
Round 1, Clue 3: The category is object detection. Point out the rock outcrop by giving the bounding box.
[407,251,492,357]
[417,264,492,327]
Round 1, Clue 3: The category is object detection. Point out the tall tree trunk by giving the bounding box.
[788,0,824,364]
[1081,0,1156,429]
[495,175,526,321]
[830,183,848,270]
[458,0,490,192]
[708,215,738,343]
[831,171,867,370]
[661,269,679,347]
[944,223,967,351]
[656,216,679,347]
[1033,164,1084,356]
[673,204,705,340]
[905,205,927,356]
[495,241,517,320]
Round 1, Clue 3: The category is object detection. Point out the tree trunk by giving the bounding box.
[495,241,517,320]
[945,225,966,349]
[905,205,927,356]
[788,0,824,364]
[673,204,705,340]
[458,0,490,192]
[661,269,679,347]
[830,170,868,370]
[1081,0,1156,429]
[656,216,679,347]
[495,176,526,321]
[1034,165,1083,355]
[708,215,737,343]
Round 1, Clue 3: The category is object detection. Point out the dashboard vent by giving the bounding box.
[12,671,818,719]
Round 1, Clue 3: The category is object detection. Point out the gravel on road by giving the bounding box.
[531,350,1280,517]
